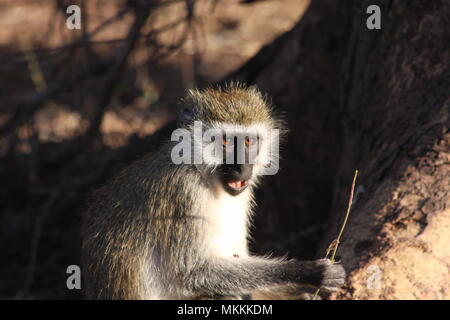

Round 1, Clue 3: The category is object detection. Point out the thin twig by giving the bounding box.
[19,34,47,93]
[312,169,359,300]
[15,190,60,299]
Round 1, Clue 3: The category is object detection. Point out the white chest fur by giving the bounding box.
[206,189,252,259]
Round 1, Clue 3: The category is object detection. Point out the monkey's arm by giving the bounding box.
[183,257,345,298]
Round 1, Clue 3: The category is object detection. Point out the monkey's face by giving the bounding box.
[217,133,259,196]
[178,84,285,186]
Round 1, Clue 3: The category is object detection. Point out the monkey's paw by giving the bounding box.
[314,259,346,292]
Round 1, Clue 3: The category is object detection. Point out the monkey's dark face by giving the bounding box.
[220,163,253,196]
[218,134,259,196]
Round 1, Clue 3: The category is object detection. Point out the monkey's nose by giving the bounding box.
[234,164,253,181]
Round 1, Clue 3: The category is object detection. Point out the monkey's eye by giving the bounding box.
[244,137,256,146]
[223,137,231,146]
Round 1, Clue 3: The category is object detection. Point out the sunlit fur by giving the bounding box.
[183,82,277,125]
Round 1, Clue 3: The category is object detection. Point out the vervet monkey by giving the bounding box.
[82,83,345,299]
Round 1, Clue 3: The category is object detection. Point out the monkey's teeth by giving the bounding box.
[228,181,247,189]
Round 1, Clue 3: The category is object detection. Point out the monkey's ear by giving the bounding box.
[181,107,194,121]
[178,89,200,124]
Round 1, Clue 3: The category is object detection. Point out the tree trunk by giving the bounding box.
[229,0,449,299]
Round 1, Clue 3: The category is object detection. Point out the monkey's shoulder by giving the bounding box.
[88,147,200,211]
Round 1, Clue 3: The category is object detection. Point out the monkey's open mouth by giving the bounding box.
[227,180,248,191]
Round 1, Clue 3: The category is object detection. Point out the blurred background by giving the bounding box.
[0,0,309,299]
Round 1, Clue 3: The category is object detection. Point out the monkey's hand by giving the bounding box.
[309,259,346,292]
